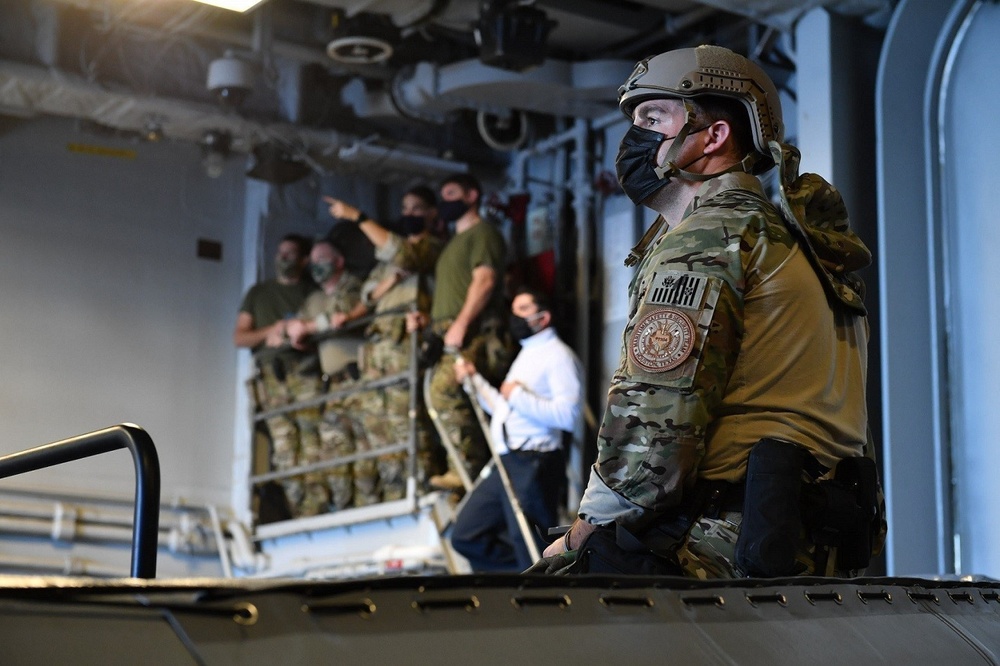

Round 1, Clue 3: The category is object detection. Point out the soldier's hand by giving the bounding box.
[443,320,466,349]
[322,196,359,222]
[543,535,568,558]
[285,319,309,348]
[543,519,596,558]
[405,311,427,332]
[329,312,348,329]
[265,320,288,347]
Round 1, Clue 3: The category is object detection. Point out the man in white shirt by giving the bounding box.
[451,287,584,571]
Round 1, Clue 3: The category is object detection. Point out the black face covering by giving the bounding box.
[437,199,471,224]
[391,215,425,236]
[509,313,542,341]
[615,124,669,205]
[616,123,712,204]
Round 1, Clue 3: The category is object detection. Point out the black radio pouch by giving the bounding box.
[735,438,807,577]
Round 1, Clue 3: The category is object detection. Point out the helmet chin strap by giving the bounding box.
[623,100,759,268]
[652,100,758,183]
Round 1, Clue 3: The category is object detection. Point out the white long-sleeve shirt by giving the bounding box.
[469,327,584,455]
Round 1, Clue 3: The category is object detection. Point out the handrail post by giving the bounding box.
[0,423,161,578]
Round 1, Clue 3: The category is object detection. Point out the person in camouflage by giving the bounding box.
[406,173,513,493]
[282,239,366,514]
[323,186,446,500]
[539,45,877,578]
[233,234,316,521]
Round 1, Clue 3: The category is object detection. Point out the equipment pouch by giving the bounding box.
[570,526,679,576]
[802,455,879,571]
[418,332,444,367]
[735,438,806,577]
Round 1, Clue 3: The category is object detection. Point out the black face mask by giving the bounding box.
[615,124,669,205]
[509,313,542,341]
[438,199,471,224]
[392,215,425,236]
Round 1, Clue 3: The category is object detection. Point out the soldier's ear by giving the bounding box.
[703,120,731,156]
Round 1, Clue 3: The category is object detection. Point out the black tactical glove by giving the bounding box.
[523,549,578,575]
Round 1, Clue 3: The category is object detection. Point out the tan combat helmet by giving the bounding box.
[619,45,784,169]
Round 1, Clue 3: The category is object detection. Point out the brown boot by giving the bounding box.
[428,470,465,492]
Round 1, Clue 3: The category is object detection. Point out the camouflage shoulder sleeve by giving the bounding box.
[331,273,363,312]
[394,235,443,273]
[585,196,792,525]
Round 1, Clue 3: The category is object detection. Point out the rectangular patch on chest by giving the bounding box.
[645,271,708,310]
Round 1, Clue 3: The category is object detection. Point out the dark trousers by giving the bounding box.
[451,450,563,572]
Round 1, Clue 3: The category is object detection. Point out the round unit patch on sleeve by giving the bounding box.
[628,308,696,372]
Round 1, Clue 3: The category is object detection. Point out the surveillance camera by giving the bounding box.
[206,56,255,108]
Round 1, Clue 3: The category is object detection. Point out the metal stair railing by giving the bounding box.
[0,423,161,578]
[249,304,422,526]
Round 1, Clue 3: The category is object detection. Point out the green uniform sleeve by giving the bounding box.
[466,223,505,274]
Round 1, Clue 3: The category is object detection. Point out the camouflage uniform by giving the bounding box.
[428,324,513,478]
[578,162,872,578]
[358,233,444,500]
[255,355,303,512]
[292,272,365,513]
[427,218,513,481]
[240,279,315,520]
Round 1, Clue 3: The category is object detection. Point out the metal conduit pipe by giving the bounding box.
[510,119,593,508]
[570,117,594,382]
[0,554,124,578]
[227,521,261,572]
[513,121,591,191]
[550,132,583,509]
[207,504,233,579]
[0,513,220,556]
[0,498,218,533]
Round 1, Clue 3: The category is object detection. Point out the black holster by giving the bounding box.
[735,438,881,577]
[801,454,880,571]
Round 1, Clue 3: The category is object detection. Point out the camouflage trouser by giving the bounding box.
[256,359,303,515]
[316,400,356,511]
[265,413,301,510]
[359,332,444,501]
[427,323,514,481]
[283,365,325,517]
[343,392,380,507]
[675,512,854,579]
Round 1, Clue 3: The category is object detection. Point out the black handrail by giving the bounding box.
[0,424,160,578]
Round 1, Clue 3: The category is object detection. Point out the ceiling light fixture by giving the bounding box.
[191,0,268,13]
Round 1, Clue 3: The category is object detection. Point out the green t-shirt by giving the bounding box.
[431,220,506,322]
[238,279,315,351]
